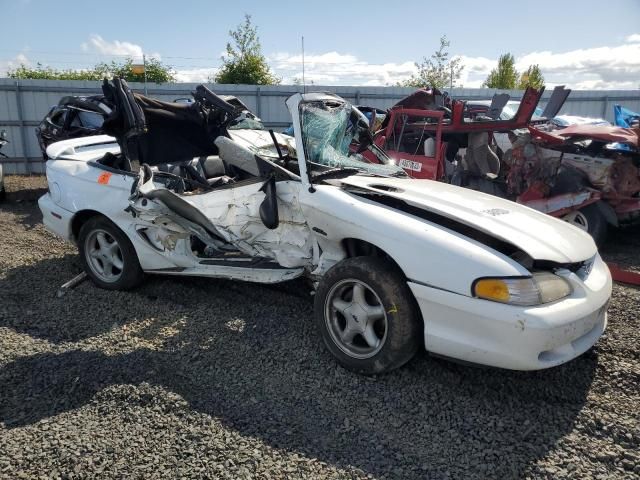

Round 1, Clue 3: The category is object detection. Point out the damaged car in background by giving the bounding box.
[39,79,611,374]
[36,95,112,158]
[506,123,640,245]
[363,86,640,244]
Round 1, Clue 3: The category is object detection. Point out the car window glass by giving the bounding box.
[50,110,67,127]
[70,113,82,127]
[77,111,104,129]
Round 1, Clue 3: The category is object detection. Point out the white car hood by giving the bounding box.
[340,176,597,264]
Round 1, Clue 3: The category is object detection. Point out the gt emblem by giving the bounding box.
[482,208,509,216]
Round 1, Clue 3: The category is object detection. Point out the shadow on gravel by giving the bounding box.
[0,256,119,342]
[0,257,599,478]
[0,200,45,230]
[4,189,49,205]
[600,224,640,270]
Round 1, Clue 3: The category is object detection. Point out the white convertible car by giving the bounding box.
[39,79,612,374]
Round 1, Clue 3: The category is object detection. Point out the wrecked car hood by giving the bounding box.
[340,176,597,264]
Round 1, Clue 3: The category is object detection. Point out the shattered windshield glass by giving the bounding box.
[228,111,265,131]
[300,100,405,177]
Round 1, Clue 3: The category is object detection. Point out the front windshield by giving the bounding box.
[300,100,405,177]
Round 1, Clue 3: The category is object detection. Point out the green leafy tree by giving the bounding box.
[8,63,103,80]
[8,58,175,83]
[401,36,464,89]
[517,64,545,90]
[94,57,175,83]
[214,14,279,85]
[483,53,518,89]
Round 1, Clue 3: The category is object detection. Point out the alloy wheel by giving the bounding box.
[324,278,388,359]
[84,229,124,283]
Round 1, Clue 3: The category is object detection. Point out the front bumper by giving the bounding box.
[408,255,612,370]
[38,193,74,241]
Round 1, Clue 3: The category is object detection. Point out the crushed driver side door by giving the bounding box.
[128,156,315,283]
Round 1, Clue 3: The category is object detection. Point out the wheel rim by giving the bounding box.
[84,229,124,283]
[563,211,589,232]
[324,278,388,359]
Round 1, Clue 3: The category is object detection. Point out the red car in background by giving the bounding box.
[363,86,639,244]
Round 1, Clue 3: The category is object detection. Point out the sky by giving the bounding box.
[1,0,640,89]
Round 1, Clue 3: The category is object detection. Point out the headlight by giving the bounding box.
[473,272,572,306]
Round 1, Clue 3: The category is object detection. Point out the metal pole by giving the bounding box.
[450,64,453,90]
[14,81,30,175]
[256,86,262,118]
[143,54,148,96]
[302,36,306,94]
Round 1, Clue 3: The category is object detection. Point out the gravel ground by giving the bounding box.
[0,175,639,479]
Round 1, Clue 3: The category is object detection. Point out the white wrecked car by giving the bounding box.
[39,79,612,374]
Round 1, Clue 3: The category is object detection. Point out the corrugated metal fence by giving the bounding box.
[1,78,639,174]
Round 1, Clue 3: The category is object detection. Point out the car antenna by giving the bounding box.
[302,36,306,94]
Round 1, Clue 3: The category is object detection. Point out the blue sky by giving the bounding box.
[2,0,639,88]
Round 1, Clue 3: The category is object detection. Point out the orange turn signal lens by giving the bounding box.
[474,279,510,302]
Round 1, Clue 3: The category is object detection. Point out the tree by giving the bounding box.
[517,64,545,90]
[483,53,518,89]
[214,14,280,85]
[401,36,464,89]
[94,57,175,83]
[8,58,175,83]
[8,63,103,80]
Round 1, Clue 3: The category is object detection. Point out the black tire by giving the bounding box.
[0,187,5,202]
[77,215,143,290]
[564,202,608,246]
[314,256,421,374]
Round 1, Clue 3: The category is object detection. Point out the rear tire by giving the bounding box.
[78,216,143,290]
[314,256,421,375]
[563,202,608,246]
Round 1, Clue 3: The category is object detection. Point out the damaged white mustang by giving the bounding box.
[39,79,612,374]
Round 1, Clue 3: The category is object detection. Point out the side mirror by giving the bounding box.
[0,130,6,140]
[259,175,279,230]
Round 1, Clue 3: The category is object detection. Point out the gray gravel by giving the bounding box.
[1,176,639,479]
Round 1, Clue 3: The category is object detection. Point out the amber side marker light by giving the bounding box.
[473,273,572,306]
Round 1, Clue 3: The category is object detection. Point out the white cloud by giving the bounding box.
[0,52,30,76]
[81,35,160,61]
[174,67,218,83]
[455,55,496,87]
[267,36,640,89]
[269,51,416,86]
[514,42,640,89]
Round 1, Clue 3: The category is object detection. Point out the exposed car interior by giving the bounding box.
[97,79,298,194]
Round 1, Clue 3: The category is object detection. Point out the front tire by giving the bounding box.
[314,256,421,374]
[78,216,143,290]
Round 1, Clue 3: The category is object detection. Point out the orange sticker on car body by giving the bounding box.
[97,172,112,185]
